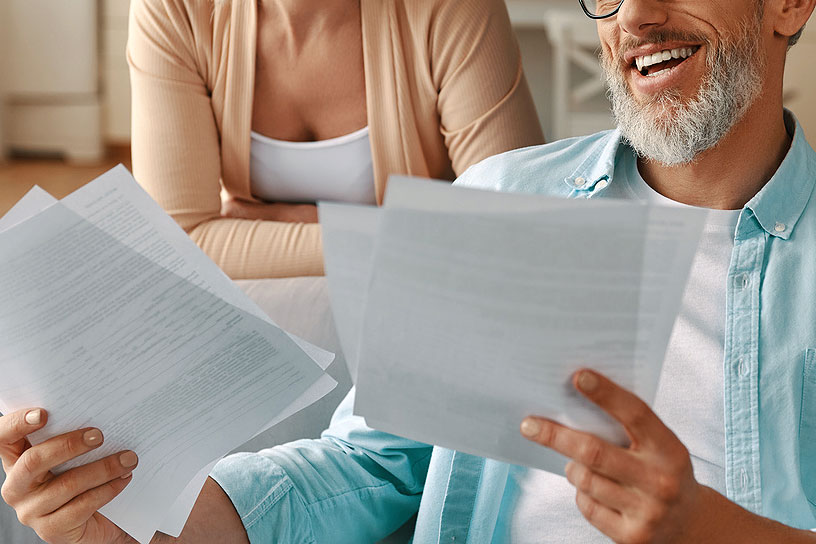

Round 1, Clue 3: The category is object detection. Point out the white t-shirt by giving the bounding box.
[495,149,740,543]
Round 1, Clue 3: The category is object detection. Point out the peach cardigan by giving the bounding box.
[127,0,544,278]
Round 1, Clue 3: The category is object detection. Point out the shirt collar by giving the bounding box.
[741,111,816,241]
[563,129,622,195]
[564,113,816,240]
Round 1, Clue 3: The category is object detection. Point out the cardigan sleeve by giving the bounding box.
[430,0,545,175]
[210,389,433,543]
[127,0,324,279]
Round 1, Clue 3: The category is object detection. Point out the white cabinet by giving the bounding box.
[6,0,97,95]
[2,0,103,162]
[102,0,133,143]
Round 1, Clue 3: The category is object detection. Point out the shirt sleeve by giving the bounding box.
[430,0,546,176]
[127,0,324,279]
[210,389,433,543]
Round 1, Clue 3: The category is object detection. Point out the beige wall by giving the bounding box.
[784,24,816,140]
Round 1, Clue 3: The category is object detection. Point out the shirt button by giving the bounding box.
[739,468,749,490]
[594,179,609,191]
[774,222,786,233]
[734,274,750,290]
[573,177,586,187]
[738,357,749,377]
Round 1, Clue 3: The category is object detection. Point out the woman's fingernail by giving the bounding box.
[83,429,103,446]
[520,418,541,438]
[25,409,41,425]
[120,451,138,468]
[577,371,599,392]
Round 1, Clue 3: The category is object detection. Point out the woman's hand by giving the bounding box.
[520,370,708,544]
[222,198,319,223]
[0,408,138,544]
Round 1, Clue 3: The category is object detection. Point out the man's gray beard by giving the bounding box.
[601,20,765,166]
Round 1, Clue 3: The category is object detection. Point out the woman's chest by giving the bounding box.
[252,11,367,141]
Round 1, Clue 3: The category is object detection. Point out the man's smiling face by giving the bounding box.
[598,1,767,165]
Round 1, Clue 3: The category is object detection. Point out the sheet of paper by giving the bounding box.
[0,185,55,232]
[320,178,695,401]
[0,174,339,537]
[318,203,379,382]
[61,166,334,370]
[0,172,334,372]
[0,202,328,543]
[158,340,337,537]
[384,175,633,215]
[53,167,337,534]
[346,178,704,474]
[382,175,699,404]
[0,186,59,416]
[0,177,338,407]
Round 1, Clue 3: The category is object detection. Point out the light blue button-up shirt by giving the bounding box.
[211,114,816,542]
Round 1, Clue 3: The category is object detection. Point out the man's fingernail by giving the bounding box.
[521,418,541,438]
[83,429,103,446]
[577,371,598,392]
[120,451,138,467]
[121,472,132,480]
[25,410,41,425]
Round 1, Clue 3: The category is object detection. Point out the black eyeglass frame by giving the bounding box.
[578,0,625,19]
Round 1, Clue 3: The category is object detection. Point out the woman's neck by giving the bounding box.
[258,0,355,20]
[257,0,358,44]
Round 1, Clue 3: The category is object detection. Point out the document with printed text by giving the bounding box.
[0,167,337,543]
[321,176,705,474]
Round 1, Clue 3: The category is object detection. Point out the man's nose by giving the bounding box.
[614,0,670,37]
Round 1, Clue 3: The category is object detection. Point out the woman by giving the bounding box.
[128,0,544,279]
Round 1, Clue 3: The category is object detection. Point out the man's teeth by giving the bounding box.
[634,47,697,73]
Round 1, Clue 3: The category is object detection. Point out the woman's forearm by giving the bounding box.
[221,199,319,223]
[188,218,324,279]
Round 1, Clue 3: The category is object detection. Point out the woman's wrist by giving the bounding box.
[222,199,319,223]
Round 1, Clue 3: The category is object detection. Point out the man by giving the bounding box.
[1,0,815,542]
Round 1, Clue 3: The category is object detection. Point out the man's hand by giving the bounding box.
[520,370,706,543]
[222,198,319,223]
[520,370,816,543]
[0,408,137,544]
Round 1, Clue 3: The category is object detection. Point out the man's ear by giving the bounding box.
[769,0,816,42]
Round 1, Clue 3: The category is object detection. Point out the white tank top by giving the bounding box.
[249,126,376,205]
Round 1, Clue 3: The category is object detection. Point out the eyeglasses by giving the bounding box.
[578,0,625,19]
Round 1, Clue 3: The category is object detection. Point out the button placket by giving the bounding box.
[723,228,765,514]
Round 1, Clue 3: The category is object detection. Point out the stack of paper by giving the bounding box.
[320,176,705,475]
[0,166,337,543]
